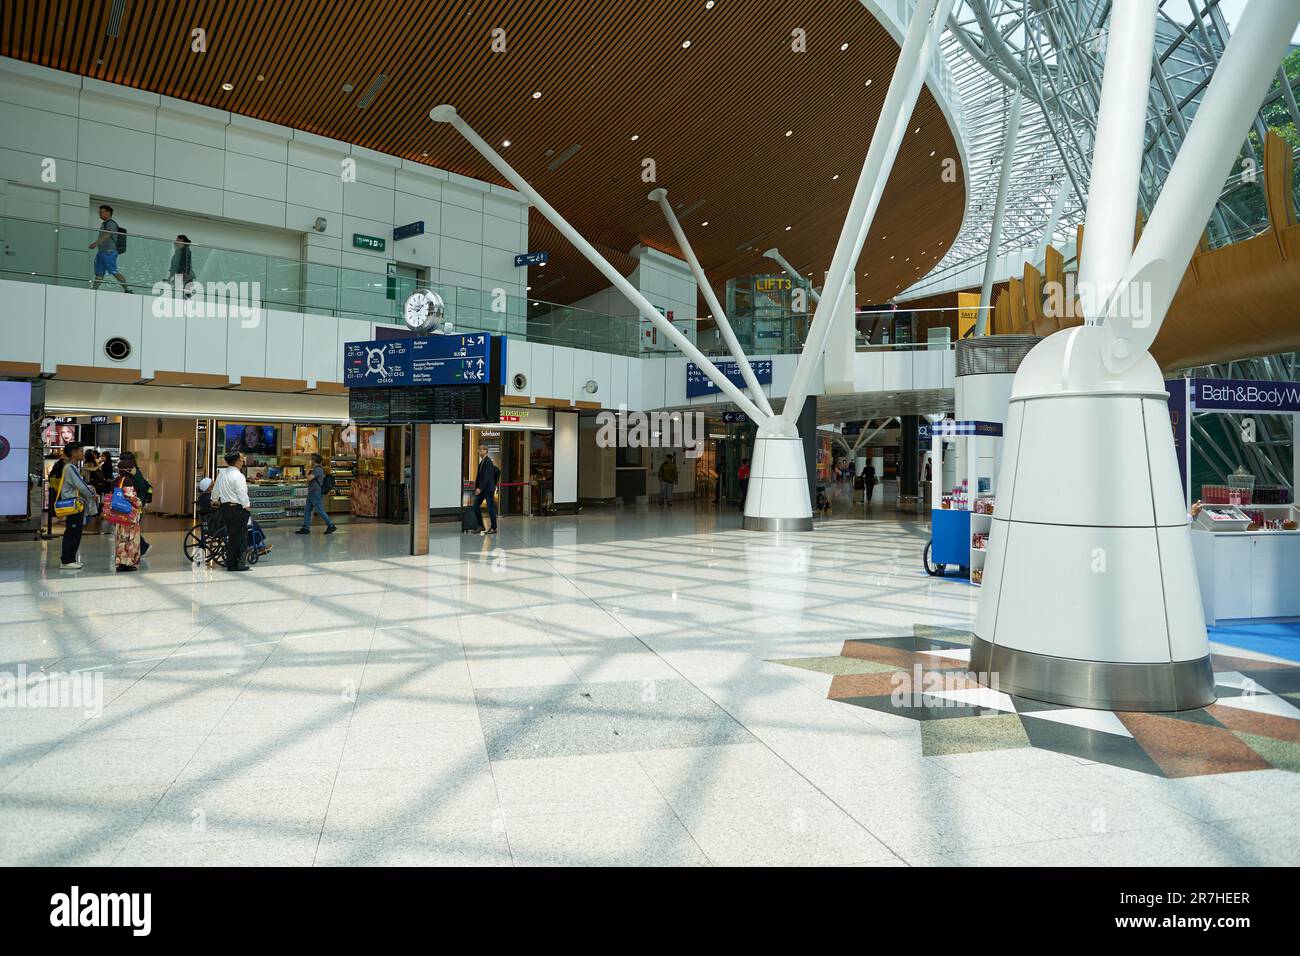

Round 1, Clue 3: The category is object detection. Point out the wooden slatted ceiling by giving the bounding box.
[2,0,965,306]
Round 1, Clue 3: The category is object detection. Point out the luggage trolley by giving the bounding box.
[922,420,1002,581]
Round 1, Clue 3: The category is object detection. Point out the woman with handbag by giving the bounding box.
[107,454,143,572]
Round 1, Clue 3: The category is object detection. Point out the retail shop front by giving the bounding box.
[37,380,361,529]
[1172,377,1300,624]
[463,407,571,516]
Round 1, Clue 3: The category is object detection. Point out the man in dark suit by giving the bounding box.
[474,445,499,535]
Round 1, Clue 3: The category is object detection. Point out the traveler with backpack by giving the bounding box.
[296,453,336,534]
[89,204,131,293]
[55,442,99,571]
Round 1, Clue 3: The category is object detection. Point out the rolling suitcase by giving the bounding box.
[461,503,483,533]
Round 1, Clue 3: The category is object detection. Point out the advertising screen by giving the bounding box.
[224,423,278,456]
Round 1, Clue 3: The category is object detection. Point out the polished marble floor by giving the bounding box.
[1,501,1297,866]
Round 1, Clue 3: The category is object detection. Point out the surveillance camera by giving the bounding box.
[312,217,327,233]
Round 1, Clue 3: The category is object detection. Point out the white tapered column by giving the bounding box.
[1078,0,1157,323]
[976,87,1022,333]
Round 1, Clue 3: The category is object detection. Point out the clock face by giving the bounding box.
[403,289,445,331]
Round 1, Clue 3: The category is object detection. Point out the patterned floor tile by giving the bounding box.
[769,623,1300,780]
[920,713,1029,756]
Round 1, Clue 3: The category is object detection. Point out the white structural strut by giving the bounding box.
[1078,0,1159,325]
[1100,0,1300,372]
[429,105,775,429]
[1033,174,1070,266]
[651,188,774,417]
[762,248,820,303]
[975,86,1022,335]
[779,0,949,427]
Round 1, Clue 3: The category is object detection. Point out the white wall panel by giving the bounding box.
[301,315,340,385]
[264,310,305,380]
[139,307,186,378]
[1,281,46,364]
[185,313,228,377]
[224,151,286,201]
[43,286,96,369]
[529,342,554,399]
[554,411,578,504]
[550,346,575,404]
[571,348,594,404]
[227,313,266,380]
[428,424,464,509]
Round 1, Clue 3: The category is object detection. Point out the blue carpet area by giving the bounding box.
[1209,622,1300,662]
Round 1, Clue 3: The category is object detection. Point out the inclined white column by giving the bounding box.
[1078,0,1158,325]
[975,87,1022,334]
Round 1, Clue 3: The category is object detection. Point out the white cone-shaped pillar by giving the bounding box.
[972,327,1213,711]
[743,428,812,532]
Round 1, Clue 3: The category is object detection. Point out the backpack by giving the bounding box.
[320,472,337,495]
[114,225,128,254]
[133,470,153,505]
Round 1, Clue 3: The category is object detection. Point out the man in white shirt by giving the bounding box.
[213,450,252,572]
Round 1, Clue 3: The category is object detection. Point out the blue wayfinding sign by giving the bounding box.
[344,334,494,388]
[514,251,549,267]
[685,360,772,399]
[393,221,425,241]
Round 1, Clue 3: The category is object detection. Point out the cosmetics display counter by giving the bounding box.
[1191,504,1300,624]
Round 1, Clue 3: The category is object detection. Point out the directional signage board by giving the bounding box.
[685,360,773,399]
[514,251,549,267]
[344,334,493,389]
[393,221,425,241]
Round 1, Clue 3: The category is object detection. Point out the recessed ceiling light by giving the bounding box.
[502,140,511,147]
[421,152,428,157]
[840,43,849,51]
[701,221,709,226]
[865,79,873,86]
[256,75,265,82]
[221,82,234,91]
[914,126,921,133]
[890,255,895,259]
[785,129,793,137]
[532,90,542,99]
[526,286,531,291]
[832,174,839,180]
[929,150,936,157]
[341,83,354,93]
[784,225,792,231]
[705,0,715,8]
[682,40,692,48]
[630,134,639,141]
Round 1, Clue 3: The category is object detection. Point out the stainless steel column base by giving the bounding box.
[742,516,814,532]
[970,635,1216,712]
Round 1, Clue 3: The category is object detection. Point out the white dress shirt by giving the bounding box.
[212,466,251,509]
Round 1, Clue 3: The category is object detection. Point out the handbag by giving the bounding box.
[53,471,84,517]
[101,496,131,526]
[111,484,135,515]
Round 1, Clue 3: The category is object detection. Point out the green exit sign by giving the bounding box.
[352,233,386,251]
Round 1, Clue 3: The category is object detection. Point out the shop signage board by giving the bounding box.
[685,359,773,399]
[1188,378,1300,413]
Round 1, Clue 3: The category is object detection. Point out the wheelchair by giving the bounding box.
[183,510,261,567]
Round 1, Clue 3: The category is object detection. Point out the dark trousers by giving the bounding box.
[61,511,84,564]
[866,481,877,502]
[474,490,497,530]
[738,479,749,509]
[220,503,249,569]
